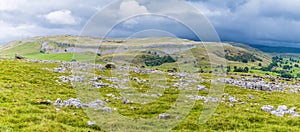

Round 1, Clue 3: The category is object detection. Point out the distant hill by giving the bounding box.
[0,36,271,71]
[250,44,300,53]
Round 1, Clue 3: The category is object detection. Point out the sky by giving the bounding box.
[0,0,300,47]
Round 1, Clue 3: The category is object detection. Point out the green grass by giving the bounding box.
[0,42,40,58]
[24,52,95,62]
[0,59,300,131]
[0,60,100,131]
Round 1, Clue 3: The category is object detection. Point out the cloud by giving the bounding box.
[189,0,300,46]
[0,21,35,41]
[0,0,111,43]
[43,9,78,25]
[0,20,78,43]
[1,0,300,47]
[0,0,18,11]
[119,0,149,17]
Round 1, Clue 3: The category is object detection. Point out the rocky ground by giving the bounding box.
[27,59,300,122]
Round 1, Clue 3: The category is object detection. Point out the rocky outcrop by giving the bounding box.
[261,105,299,117]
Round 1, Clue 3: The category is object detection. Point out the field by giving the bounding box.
[0,60,300,131]
[1,36,300,131]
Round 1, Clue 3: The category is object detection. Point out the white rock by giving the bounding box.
[248,94,254,99]
[102,107,112,113]
[197,85,207,91]
[277,105,288,112]
[261,105,275,112]
[158,113,170,119]
[229,96,238,103]
[88,121,96,126]
[271,110,285,117]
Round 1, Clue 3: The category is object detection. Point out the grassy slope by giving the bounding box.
[0,60,300,131]
[0,60,100,131]
[0,42,41,58]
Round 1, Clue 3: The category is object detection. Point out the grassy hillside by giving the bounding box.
[0,36,273,75]
[1,60,300,131]
[251,44,300,53]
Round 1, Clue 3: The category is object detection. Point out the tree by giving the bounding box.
[281,73,293,79]
[226,66,231,72]
[242,59,248,63]
[283,65,291,70]
[297,73,300,78]
[258,63,262,67]
[244,67,249,73]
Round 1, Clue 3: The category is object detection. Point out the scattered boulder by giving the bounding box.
[88,121,96,126]
[83,100,105,109]
[15,54,25,60]
[205,96,219,103]
[62,98,82,108]
[91,76,102,81]
[131,77,141,83]
[58,75,85,83]
[55,98,62,104]
[158,113,171,119]
[261,105,299,117]
[54,67,67,73]
[197,85,207,91]
[92,82,110,88]
[54,98,82,108]
[102,107,112,113]
[277,105,288,112]
[271,110,285,117]
[121,98,130,104]
[105,99,110,102]
[229,96,238,103]
[261,105,275,112]
[248,94,254,100]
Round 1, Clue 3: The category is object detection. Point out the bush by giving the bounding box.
[105,64,116,69]
[258,63,262,67]
[142,54,176,66]
[281,73,294,79]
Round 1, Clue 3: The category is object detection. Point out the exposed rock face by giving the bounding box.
[222,78,286,92]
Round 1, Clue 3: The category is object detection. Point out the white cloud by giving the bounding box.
[0,0,20,11]
[0,0,112,43]
[44,9,78,25]
[0,21,35,42]
[119,0,149,17]
[0,20,78,43]
[1,0,300,47]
